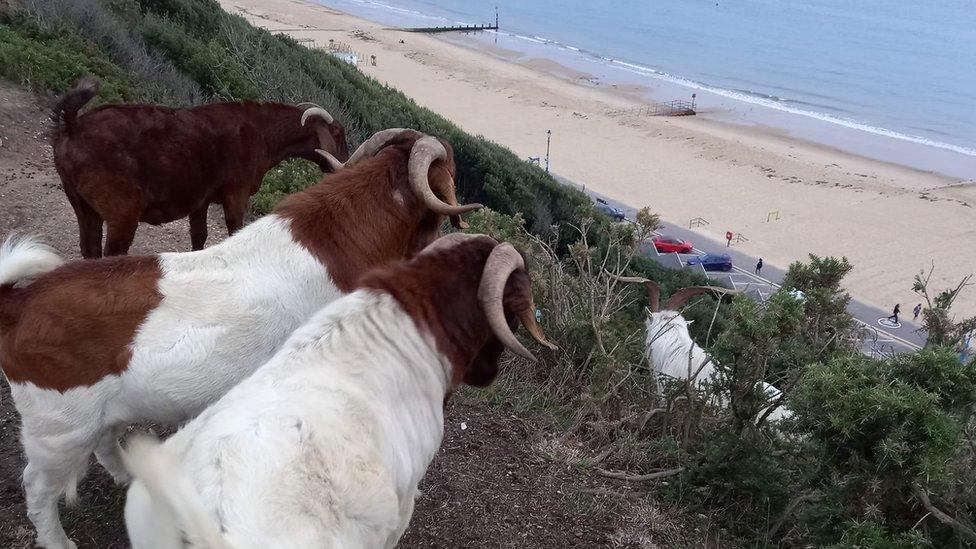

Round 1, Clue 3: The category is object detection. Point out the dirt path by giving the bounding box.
[0,82,698,548]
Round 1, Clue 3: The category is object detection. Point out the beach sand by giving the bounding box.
[219,0,976,316]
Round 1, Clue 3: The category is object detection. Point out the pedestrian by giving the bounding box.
[913,303,922,321]
[755,258,763,275]
[726,231,733,247]
[888,303,900,325]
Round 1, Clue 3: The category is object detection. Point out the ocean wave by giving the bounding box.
[324,0,976,158]
[497,31,976,158]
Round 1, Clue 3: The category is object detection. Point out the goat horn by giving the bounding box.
[315,149,345,172]
[605,271,661,312]
[665,286,740,311]
[301,106,334,125]
[420,232,493,256]
[409,136,483,217]
[345,128,408,166]
[478,243,557,362]
[296,101,321,109]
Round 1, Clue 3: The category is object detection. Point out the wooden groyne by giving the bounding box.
[400,23,498,34]
[400,8,498,34]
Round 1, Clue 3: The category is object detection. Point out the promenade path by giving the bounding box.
[553,174,927,356]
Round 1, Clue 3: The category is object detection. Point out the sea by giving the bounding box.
[313,0,976,180]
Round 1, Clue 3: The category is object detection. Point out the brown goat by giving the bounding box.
[51,78,350,258]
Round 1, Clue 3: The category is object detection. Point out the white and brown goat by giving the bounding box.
[120,234,555,548]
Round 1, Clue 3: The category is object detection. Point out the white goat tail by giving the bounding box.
[0,234,63,287]
[122,436,235,549]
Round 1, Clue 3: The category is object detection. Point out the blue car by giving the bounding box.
[687,253,733,272]
[594,198,625,222]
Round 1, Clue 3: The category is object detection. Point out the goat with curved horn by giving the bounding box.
[479,243,557,361]
[408,136,483,218]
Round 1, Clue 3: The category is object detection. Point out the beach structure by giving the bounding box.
[607,100,696,117]
[331,51,358,65]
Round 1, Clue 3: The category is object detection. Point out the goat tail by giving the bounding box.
[0,234,63,290]
[53,77,100,136]
[122,435,235,549]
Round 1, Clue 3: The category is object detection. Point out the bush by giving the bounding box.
[792,348,976,546]
[0,13,147,103]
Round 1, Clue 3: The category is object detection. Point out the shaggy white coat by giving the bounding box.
[644,310,791,422]
[2,215,338,549]
[123,290,450,549]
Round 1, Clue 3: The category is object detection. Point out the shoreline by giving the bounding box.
[220,0,976,316]
[312,0,976,182]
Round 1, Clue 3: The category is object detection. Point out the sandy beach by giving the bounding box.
[219,0,976,316]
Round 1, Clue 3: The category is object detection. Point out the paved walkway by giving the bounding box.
[555,174,927,355]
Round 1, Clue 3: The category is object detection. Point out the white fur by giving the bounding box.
[644,310,792,422]
[6,215,341,549]
[123,291,450,549]
[0,235,63,287]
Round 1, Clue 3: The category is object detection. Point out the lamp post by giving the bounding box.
[545,129,552,173]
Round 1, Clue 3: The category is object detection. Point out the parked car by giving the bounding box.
[687,253,733,272]
[594,198,625,221]
[652,235,694,254]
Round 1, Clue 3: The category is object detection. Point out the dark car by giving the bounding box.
[652,235,694,254]
[687,253,733,272]
[594,198,625,221]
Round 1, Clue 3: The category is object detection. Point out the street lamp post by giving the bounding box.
[545,129,552,173]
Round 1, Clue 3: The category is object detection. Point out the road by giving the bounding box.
[554,174,927,356]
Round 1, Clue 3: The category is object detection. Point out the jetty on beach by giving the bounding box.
[399,7,498,34]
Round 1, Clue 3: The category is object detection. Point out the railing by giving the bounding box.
[688,217,709,228]
[608,100,696,118]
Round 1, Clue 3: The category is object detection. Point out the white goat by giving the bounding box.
[618,276,792,422]
[120,235,555,548]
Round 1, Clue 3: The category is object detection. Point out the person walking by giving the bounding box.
[913,303,922,321]
[888,303,901,325]
[755,258,763,275]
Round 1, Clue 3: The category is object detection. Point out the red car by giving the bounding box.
[652,235,694,254]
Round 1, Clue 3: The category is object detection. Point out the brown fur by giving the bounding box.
[0,256,163,392]
[275,130,458,292]
[358,236,535,390]
[53,82,350,258]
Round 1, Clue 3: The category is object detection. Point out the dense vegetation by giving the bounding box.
[2,0,975,546]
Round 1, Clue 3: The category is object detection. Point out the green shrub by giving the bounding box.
[0,13,146,102]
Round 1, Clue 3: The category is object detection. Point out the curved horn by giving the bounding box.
[605,272,661,312]
[665,286,740,311]
[296,101,321,109]
[315,149,345,172]
[409,136,483,216]
[419,233,495,256]
[301,106,334,125]
[345,128,409,166]
[478,244,557,362]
